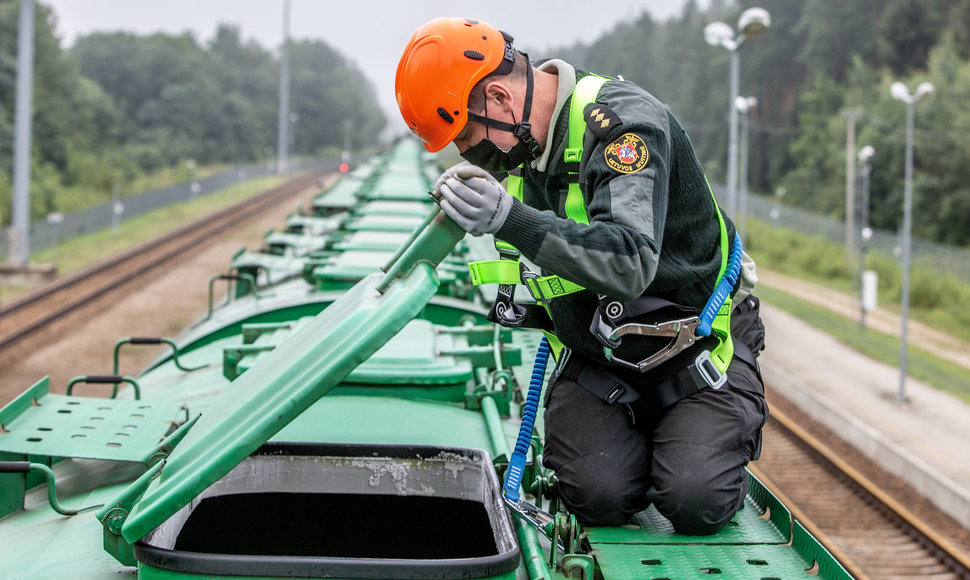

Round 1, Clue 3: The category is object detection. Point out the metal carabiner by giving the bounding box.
[602,316,702,373]
[504,497,566,552]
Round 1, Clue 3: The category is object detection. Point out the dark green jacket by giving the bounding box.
[495,65,737,362]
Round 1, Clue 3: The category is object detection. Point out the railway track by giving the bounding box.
[754,398,970,579]
[0,169,331,360]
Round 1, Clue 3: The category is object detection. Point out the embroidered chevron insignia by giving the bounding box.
[583,102,622,140]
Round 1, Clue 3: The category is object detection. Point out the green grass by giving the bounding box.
[746,218,970,344]
[757,285,970,404]
[28,174,288,276]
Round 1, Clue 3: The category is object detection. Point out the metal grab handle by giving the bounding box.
[66,375,141,400]
[113,337,207,374]
[0,461,31,473]
[206,272,260,318]
[0,462,103,515]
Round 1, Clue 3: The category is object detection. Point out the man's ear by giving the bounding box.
[483,81,514,113]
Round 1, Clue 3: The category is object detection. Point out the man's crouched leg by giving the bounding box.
[644,356,767,535]
[542,369,651,526]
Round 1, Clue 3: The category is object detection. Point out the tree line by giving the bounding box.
[4,1,970,248]
[0,1,386,223]
[543,0,970,246]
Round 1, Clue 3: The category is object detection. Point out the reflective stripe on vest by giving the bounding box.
[468,75,608,296]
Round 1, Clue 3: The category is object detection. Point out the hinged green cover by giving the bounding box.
[121,265,440,542]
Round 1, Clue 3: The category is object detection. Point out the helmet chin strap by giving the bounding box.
[467,56,542,159]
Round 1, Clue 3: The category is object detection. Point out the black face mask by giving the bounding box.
[461,135,535,173]
[460,54,541,173]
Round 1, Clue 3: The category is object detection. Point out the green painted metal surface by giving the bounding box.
[327,230,414,252]
[0,377,183,463]
[284,214,341,235]
[584,474,791,545]
[225,318,473,386]
[343,214,428,232]
[310,250,458,292]
[263,231,326,255]
[312,178,365,212]
[583,474,851,579]
[119,213,466,543]
[344,319,473,385]
[353,199,434,217]
[121,268,438,542]
[0,477,136,579]
[273,396,495,450]
[591,542,828,579]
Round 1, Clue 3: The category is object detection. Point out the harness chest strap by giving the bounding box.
[467,74,608,304]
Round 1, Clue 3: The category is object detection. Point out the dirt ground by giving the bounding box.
[0,184,325,407]
[756,269,970,370]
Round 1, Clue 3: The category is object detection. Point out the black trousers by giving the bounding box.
[542,296,768,534]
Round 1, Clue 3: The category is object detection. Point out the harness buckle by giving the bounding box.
[692,350,728,390]
[496,245,520,261]
[520,268,551,305]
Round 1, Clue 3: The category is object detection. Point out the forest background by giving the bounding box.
[2,0,970,249]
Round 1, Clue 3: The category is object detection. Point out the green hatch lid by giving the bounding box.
[119,211,465,543]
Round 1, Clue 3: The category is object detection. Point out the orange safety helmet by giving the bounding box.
[396,17,516,152]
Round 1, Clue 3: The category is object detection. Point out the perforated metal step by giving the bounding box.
[0,377,184,463]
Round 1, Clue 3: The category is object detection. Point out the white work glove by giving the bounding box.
[432,161,476,201]
[436,165,512,236]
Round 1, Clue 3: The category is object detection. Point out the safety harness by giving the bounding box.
[467,75,742,394]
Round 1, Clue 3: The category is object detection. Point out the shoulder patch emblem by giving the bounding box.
[583,102,621,140]
[604,133,649,174]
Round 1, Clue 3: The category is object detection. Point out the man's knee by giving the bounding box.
[652,468,748,535]
[555,461,649,526]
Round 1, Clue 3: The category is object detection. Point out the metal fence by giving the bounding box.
[712,183,970,284]
[1,158,338,261]
[6,170,970,284]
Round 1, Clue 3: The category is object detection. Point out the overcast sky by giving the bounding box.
[42,0,701,134]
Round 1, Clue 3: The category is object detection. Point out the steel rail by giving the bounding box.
[754,404,970,579]
[0,169,331,354]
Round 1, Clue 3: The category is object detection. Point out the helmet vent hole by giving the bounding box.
[463,50,485,61]
[437,108,455,123]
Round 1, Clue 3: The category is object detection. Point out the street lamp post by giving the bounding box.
[857,145,874,330]
[704,7,770,220]
[890,80,934,403]
[276,0,291,174]
[10,0,36,265]
[736,96,757,245]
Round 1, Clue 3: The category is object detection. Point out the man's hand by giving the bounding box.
[432,161,478,201]
[437,165,511,236]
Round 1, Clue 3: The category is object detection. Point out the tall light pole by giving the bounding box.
[844,108,862,264]
[704,7,770,220]
[9,0,35,265]
[890,80,934,403]
[735,95,757,245]
[276,0,291,174]
[858,145,874,330]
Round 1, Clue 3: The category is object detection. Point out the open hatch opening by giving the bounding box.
[134,443,519,579]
